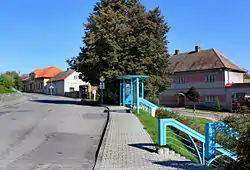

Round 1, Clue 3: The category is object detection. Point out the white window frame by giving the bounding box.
[205,74,216,83]
[69,87,75,92]
[177,76,185,84]
[205,96,216,103]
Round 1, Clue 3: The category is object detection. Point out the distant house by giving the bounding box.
[160,46,249,111]
[46,69,89,96]
[23,66,62,93]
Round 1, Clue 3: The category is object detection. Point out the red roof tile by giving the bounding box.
[31,66,62,78]
[22,76,29,81]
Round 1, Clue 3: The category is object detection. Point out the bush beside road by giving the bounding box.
[0,86,15,94]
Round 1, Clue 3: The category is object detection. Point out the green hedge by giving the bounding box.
[0,86,15,94]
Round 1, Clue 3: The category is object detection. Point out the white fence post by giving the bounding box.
[151,107,156,117]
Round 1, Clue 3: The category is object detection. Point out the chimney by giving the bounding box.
[174,49,180,55]
[195,46,200,52]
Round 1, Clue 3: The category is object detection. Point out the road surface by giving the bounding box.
[175,110,220,121]
[0,93,107,170]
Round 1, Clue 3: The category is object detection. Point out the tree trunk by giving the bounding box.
[193,103,196,120]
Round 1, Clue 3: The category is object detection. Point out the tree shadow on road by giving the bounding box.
[31,99,102,107]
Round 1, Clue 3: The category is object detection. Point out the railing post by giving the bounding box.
[141,80,144,98]
[123,79,125,106]
[120,80,122,106]
[130,80,133,108]
[202,142,205,164]
[136,78,139,114]
[205,123,217,159]
[158,119,166,146]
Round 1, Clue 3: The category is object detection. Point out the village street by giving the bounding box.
[0,93,107,170]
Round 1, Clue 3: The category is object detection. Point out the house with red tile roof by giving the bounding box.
[23,66,63,93]
[160,46,250,111]
[45,69,89,96]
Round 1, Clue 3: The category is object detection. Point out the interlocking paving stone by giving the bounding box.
[97,109,211,170]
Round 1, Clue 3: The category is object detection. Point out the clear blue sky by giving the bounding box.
[0,0,249,74]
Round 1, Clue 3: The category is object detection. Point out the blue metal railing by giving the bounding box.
[139,98,175,115]
[158,119,237,168]
[137,98,238,168]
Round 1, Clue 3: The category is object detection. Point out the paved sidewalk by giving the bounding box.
[95,107,211,170]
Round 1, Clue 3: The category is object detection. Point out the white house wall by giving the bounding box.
[64,71,88,92]
[45,81,64,96]
[224,71,244,84]
[54,81,64,95]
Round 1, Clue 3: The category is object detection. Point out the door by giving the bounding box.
[178,95,185,107]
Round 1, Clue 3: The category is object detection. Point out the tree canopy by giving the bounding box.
[0,74,14,89]
[67,0,171,101]
[185,87,200,112]
[0,71,23,90]
[244,71,250,79]
[185,87,200,102]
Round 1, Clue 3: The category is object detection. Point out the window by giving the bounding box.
[74,75,78,79]
[233,93,246,102]
[205,96,216,103]
[176,76,185,84]
[69,87,74,92]
[205,75,216,82]
[36,82,39,89]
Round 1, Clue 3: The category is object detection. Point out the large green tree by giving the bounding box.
[67,0,171,102]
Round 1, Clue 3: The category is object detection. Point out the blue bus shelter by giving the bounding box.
[117,75,149,113]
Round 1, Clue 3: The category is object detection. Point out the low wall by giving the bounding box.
[64,91,80,98]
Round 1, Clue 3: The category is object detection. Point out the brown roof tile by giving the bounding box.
[244,79,250,83]
[169,48,245,73]
[49,69,75,82]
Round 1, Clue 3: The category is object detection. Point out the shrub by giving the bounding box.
[217,115,250,152]
[216,97,220,111]
[0,75,14,88]
[155,109,192,130]
[224,128,250,170]
[232,102,249,114]
[155,109,178,119]
[240,105,248,112]
[0,86,14,93]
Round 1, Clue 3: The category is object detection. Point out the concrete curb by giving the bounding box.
[93,106,111,170]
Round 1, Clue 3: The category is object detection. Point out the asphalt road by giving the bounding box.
[0,93,107,170]
[175,110,220,121]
